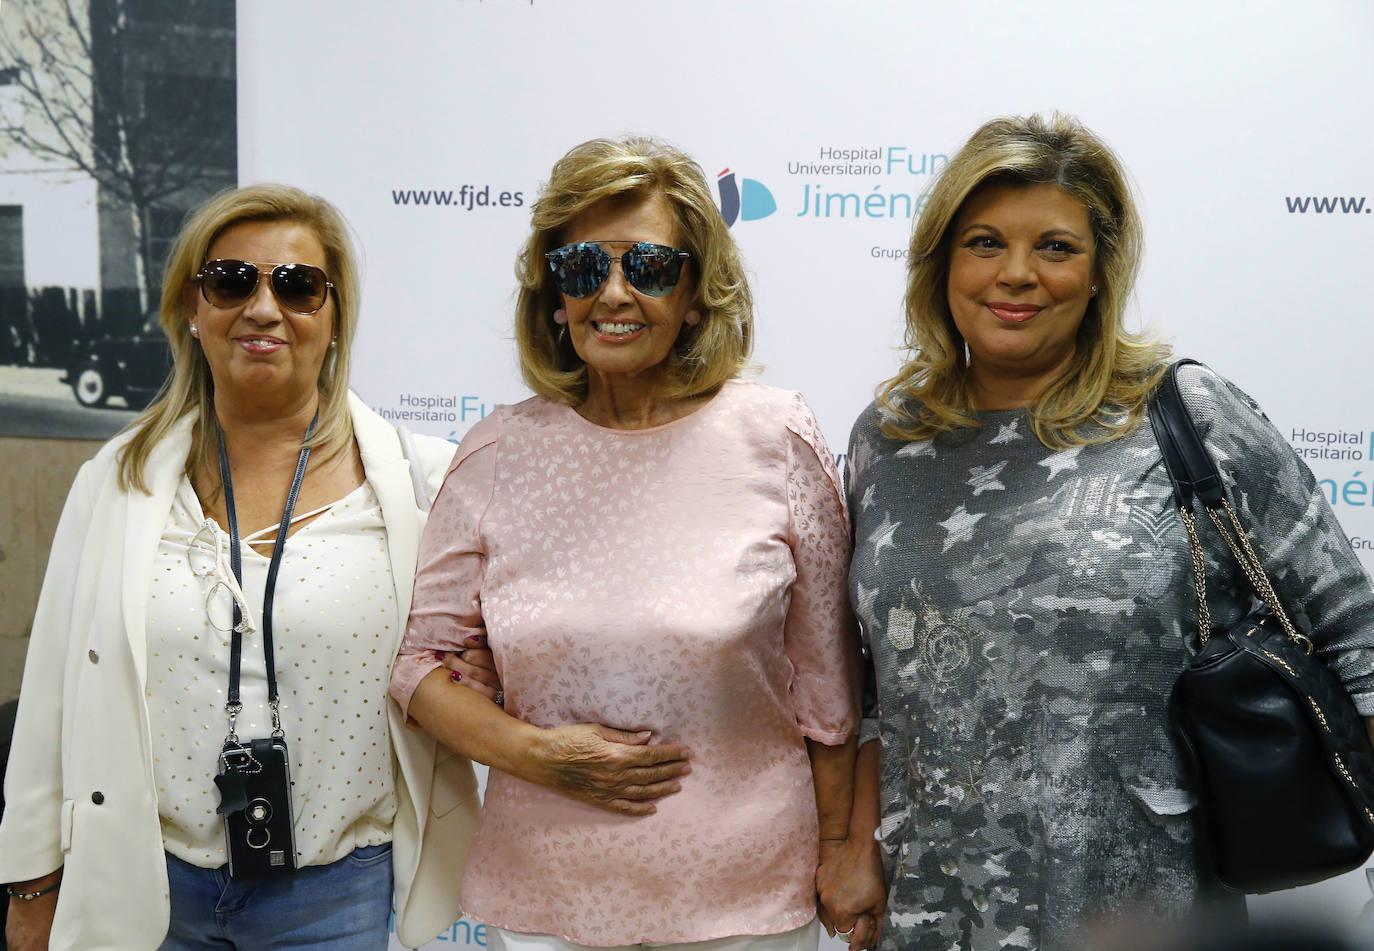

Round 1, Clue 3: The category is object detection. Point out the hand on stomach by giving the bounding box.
[530,723,693,816]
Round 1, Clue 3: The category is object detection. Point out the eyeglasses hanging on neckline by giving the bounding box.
[188,519,259,637]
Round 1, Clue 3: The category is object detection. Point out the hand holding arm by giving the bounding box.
[433,634,501,701]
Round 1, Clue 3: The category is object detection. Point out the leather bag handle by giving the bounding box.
[1147,359,1226,511]
[1147,360,1309,652]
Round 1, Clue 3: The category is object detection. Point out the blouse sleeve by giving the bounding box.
[844,416,882,749]
[1183,364,1374,713]
[388,415,500,721]
[784,392,863,744]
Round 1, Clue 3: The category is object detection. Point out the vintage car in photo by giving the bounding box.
[63,311,171,410]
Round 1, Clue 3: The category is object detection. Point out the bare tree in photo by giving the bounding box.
[0,0,235,316]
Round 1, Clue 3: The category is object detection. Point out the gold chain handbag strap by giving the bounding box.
[1180,498,1310,653]
[1178,506,1213,642]
[1209,500,1312,654]
[1150,359,1311,655]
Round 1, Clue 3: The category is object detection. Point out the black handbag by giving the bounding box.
[1148,359,1374,893]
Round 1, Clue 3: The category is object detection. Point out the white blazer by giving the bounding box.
[0,393,480,950]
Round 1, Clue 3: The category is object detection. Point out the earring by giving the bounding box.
[553,308,568,325]
[189,323,198,337]
[684,310,701,327]
[1090,285,1099,297]
[329,338,337,348]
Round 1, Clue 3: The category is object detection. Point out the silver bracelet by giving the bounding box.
[7,879,60,901]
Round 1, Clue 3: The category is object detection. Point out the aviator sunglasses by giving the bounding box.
[195,259,334,315]
[545,241,691,299]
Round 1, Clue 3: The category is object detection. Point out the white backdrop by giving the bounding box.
[236,2,1374,947]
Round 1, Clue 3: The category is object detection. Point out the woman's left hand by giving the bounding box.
[434,635,502,702]
[817,834,886,949]
[844,914,879,951]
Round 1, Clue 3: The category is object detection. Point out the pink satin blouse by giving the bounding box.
[389,381,861,945]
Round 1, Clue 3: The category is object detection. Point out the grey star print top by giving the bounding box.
[846,363,1374,951]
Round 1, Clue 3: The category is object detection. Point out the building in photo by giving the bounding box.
[0,0,235,435]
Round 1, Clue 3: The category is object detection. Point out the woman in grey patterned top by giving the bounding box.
[818,115,1374,951]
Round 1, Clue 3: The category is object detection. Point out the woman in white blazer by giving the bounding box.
[0,185,490,950]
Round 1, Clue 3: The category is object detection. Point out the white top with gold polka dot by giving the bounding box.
[145,474,398,869]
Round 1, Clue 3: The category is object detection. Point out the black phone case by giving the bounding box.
[219,736,296,880]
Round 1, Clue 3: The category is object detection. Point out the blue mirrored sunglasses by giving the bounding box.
[545,241,691,299]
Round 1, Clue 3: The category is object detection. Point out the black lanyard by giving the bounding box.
[218,414,318,741]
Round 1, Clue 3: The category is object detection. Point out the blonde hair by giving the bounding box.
[514,136,753,404]
[117,184,361,493]
[879,113,1171,448]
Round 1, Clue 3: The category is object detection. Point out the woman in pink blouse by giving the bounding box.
[388,137,864,950]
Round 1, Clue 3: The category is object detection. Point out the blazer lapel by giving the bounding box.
[351,392,420,650]
[122,415,194,687]
[349,392,441,880]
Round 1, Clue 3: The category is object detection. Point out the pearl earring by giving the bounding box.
[684,310,701,327]
[189,323,198,336]
[553,308,568,325]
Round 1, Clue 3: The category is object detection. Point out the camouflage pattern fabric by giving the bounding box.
[845,364,1374,950]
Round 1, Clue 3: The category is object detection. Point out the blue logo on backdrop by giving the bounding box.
[1289,425,1374,553]
[389,910,487,947]
[711,147,946,248]
[1293,427,1374,508]
[373,393,494,444]
[716,168,777,227]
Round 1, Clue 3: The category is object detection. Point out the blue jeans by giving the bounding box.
[160,843,393,950]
